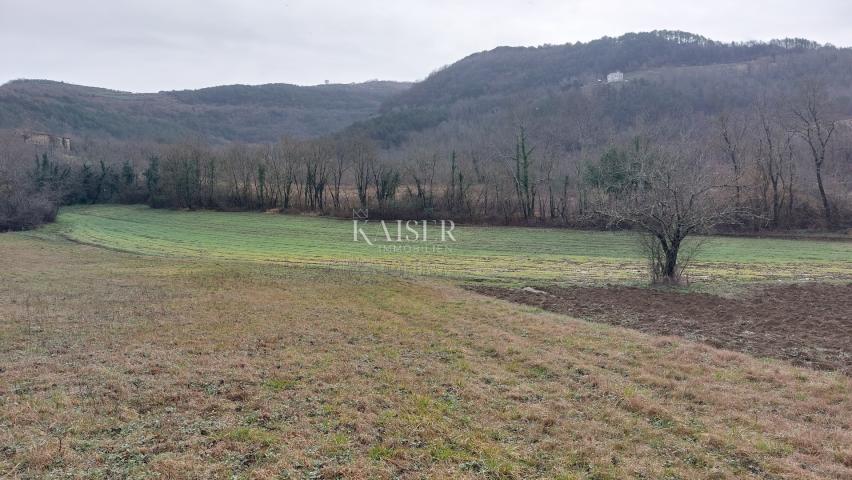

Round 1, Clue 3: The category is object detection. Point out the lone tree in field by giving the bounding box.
[595,139,739,284]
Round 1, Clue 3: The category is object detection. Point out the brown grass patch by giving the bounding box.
[0,234,850,478]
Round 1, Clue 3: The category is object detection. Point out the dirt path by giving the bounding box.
[471,283,852,373]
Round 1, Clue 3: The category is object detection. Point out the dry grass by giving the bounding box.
[1,234,850,479]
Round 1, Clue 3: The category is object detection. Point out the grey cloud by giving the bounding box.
[0,0,849,92]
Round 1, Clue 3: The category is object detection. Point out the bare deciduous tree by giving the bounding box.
[511,126,536,220]
[717,111,749,206]
[755,103,794,228]
[330,138,351,210]
[350,137,376,209]
[792,82,836,225]
[601,141,739,284]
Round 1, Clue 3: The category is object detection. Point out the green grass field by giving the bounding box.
[38,205,852,286]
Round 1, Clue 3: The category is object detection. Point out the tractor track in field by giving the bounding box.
[471,283,852,374]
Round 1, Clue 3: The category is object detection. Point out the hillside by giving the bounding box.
[0,79,410,143]
[4,31,851,150]
[351,31,852,146]
[384,31,822,109]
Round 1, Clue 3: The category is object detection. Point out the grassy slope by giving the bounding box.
[46,205,852,287]
[0,233,850,479]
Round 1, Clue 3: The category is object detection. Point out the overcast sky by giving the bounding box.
[1,0,850,92]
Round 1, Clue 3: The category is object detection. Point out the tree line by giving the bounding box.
[2,82,849,236]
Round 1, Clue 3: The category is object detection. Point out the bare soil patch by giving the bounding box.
[471,283,852,373]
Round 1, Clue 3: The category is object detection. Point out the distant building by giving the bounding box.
[606,71,624,83]
[20,130,71,152]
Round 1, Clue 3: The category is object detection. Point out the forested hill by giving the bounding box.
[3,31,851,148]
[384,31,827,109]
[351,31,852,146]
[0,79,410,143]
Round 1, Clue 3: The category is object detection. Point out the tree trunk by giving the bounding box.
[662,236,681,283]
[814,164,832,225]
[664,248,678,281]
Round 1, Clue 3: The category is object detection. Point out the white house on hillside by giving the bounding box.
[606,71,624,83]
